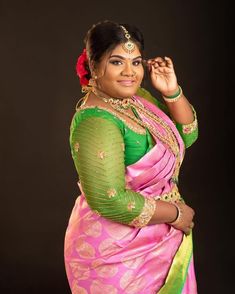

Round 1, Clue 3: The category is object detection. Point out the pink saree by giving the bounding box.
[64,95,197,293]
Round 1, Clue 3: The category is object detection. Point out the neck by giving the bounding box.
[92,87,132,100]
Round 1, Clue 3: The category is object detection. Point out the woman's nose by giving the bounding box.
[121,62,136,77]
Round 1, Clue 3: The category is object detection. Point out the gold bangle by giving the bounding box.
[168,202,183,226]
[162,86,183,103]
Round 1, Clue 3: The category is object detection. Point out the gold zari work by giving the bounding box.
[182,116,198,134]
[127,201,136,211]
[77,104,146,135]
[74,142,80,152]
[129,197,156,227]
[97,151,106,159]
[107,188,117,198]
[154,186,182,203]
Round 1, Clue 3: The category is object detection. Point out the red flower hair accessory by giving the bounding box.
[75,49,89,86]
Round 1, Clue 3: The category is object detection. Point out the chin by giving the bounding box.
[116,88,137,98]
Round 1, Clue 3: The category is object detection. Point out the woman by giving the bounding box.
[64,20,198,294]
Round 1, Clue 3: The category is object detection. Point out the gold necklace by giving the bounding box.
[92,89,180,156]
[92,88,133,109]
[130,100,182,180]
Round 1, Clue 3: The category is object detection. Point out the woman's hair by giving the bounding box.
[83,20,145,79]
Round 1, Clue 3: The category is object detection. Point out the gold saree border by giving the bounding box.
[158,233,193,294]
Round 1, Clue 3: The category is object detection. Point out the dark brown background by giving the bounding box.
[0,0,231,293]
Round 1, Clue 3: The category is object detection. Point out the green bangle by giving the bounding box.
[162,86,183,103]
[163,86,181,98]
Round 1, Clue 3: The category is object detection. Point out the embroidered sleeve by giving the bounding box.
[128,197,156,227]
[175,106,198,148]
[70,112,155,227]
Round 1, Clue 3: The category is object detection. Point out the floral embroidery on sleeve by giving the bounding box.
[182,107,198,134]
[107,188,117,198]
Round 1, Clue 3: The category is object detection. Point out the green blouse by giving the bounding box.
[69,88,198,227]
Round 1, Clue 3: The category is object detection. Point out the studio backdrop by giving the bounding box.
[0,1,230,293]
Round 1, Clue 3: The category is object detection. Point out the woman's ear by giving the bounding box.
[89,60,95,73]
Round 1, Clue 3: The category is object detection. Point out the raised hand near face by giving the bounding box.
[147,57,179,96]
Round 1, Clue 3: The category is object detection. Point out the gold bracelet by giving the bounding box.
[162,86,183,103]
[168,202,183,226]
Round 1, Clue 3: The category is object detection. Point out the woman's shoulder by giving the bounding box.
[71,98,124,131]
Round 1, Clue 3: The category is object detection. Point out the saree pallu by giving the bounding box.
[64,95,197,294]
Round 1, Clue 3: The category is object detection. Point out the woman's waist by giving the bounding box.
[78,179,183,204]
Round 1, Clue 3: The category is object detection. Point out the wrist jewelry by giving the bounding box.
[168,202,183,226]
[162,86,183,103]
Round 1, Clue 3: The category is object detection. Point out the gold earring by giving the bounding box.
[88,74,98,87]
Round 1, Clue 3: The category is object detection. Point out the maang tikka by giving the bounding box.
[120,25,136,54]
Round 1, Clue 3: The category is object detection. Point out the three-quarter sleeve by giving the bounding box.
[174,107,198,148]
[70,113,156,227]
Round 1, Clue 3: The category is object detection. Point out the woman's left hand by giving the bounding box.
[147,57,178,96]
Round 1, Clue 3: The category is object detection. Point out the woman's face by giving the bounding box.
[94,43,144,98]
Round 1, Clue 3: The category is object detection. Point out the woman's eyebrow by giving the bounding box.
[109,54,142,60]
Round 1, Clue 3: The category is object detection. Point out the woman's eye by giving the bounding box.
[133,60,142,66]
[110,60,122,65]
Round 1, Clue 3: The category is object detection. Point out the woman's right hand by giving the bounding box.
[170,202,195,235]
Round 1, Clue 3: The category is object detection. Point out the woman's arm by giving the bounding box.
[162,91,194,124]
[136,87,198,148]
[161,88,199,148]
[149,200,195,235]
[147,56,195,125]
[70,114,193,229]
